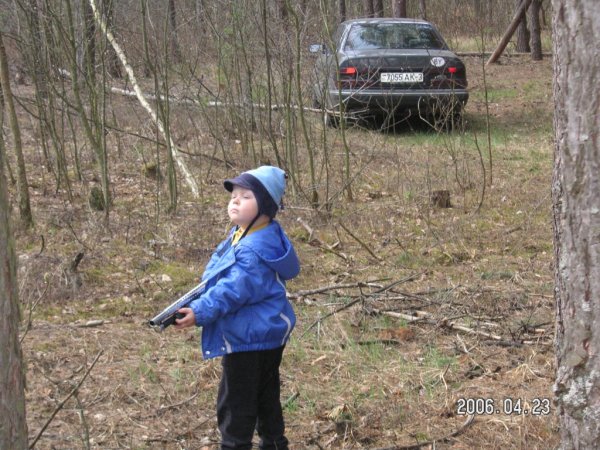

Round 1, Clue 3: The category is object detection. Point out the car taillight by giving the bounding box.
[339,67,357,76]
[337,66,358,89]
[443,66,467,87]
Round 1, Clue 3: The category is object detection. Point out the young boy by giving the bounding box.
[175,166,300,450]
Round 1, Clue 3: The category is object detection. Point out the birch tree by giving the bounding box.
[552,1,600,448]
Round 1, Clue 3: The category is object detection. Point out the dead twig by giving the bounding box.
[157,391,199,415]
[20,281,50,344]
[29,351,104,449]
[300,298,363,340]
[288,281,385,300]
[377,310,503,341]
[357,339,402,346]
[296,218,348,261]
[299,275,422,339]
[337,221,382,261]
[283,391,300,409]
[74,392,91,450]
[37,234,45,256]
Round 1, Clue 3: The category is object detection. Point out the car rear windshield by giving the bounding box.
[344,23,447,51]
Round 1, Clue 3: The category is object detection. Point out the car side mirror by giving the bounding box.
[309,44,327,54]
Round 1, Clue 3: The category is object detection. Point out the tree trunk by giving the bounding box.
[0,32,33,228]
[392,0,407,18]
[167,0,181,63]
[529,0,542,60]
[25,0,48,99]
[515,0,531,52]
[486,0,533,65]
[82,0,96,83]
[339,0,346,22]
[103,0,121,77]
[363,0,374,18]
[552,0,600,448]
[0,82,28,450]
[419,0,427,20]
[374,0,384,17]
[473,0,482,18]
[278,0,287,20]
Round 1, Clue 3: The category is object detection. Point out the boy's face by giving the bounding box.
[228,185,259,228]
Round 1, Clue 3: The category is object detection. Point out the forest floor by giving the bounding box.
[13,53,558,449]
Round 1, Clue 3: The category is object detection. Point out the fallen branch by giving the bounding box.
[29,351,103,449]
[482,339,552,347]
[110,86,325,113]
[456,51,552,57]
[378,310,503,341]
[288,281,385,300]
[75,320,106,328]
[371,414,475,450]
[299,275,422,339]
[487,0,533,65]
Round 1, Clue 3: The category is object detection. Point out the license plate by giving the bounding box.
[380,72,423,83]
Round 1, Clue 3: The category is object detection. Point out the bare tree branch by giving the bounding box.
[29,351,104,449]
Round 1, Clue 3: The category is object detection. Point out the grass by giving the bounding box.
[472,87,519,102]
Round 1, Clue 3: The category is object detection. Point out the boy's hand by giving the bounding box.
[174,308,195,329]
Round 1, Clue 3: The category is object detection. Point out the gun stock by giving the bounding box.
[148,280,207,331]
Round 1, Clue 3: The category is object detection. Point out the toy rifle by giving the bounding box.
[148,280,207,331]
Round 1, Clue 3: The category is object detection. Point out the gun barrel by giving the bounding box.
[148,280,207,330]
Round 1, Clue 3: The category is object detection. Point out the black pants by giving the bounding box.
[217,346,289,450]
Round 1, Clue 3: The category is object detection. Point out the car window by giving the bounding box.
[344,23,446,50]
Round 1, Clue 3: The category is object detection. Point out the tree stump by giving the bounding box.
[431,190,451,208]
[89,186,105,211]
[65,251,84,292]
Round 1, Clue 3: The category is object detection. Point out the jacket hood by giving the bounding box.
[238,221,300,280]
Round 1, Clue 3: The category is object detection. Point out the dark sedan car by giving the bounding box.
[310,18,468,127]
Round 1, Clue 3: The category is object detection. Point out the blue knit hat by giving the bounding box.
[224,166,287,219]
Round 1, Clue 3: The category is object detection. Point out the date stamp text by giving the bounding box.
[456,397,551,416]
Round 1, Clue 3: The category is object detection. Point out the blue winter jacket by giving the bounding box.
[188,220,300,359]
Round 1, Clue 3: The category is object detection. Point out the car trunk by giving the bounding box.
[337,50,467,90]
